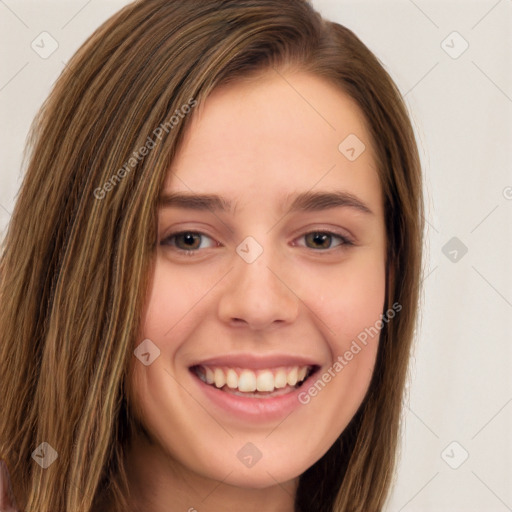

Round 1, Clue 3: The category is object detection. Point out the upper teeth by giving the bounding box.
[195,365,310,392]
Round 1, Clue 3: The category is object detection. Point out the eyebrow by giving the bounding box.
[158,190,373,215]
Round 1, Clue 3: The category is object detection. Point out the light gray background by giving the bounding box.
[1,1,511,510]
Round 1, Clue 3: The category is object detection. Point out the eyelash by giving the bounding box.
[160,230,354,257]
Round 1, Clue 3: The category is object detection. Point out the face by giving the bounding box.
[127,70,387,490]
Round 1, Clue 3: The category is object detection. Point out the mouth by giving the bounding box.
[189,363,320,398]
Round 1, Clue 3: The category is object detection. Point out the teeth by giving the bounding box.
[238,370,257,392]
[256,370,274,392]
[226,369,238,389]
[287,367,298,386]
[274,370,287,389]
[196,365,312,393]
[214,368,226,388]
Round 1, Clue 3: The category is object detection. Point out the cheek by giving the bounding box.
[302,252,386,347]
[139,261,209,341]
[296,252,386,410]
[129,261,203,415]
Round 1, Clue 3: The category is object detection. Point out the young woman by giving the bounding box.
[0,1,423,511]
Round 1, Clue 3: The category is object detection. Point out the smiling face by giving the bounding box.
[126,69,387,495]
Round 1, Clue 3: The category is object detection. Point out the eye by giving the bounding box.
[160,231,218,255]
[295,230,354,250]
[160,229,354,257]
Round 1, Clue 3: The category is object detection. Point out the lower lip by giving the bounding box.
[189,369,316,423]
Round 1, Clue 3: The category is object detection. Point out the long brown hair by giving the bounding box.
[0,1,423,510]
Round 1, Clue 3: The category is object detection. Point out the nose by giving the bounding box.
[217,245,300,331]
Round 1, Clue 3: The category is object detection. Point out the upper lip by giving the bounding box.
[189,353,321,370]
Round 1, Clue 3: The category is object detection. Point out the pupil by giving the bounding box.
[310,232,329,249]
[182,233,199,248]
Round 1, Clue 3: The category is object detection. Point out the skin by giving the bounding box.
[123,69,388,512]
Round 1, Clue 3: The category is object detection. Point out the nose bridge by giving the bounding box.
[217,234,299,328]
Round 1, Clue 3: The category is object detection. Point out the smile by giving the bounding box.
[188,358,321,422]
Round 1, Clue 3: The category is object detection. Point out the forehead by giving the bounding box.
[164,70,381,213]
